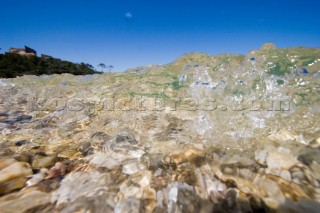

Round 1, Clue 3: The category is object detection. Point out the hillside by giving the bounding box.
[0,43,320,212]
[0,53,100,78]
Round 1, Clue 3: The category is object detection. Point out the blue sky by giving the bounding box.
[1,0,320,71]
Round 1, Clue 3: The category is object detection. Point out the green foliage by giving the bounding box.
[232,89,245,96]
[294,93,310,105]
[300,56,318,67]
[252,78,265,90]
[264,47,320,75]
[267,61,292,76]
[0,53,100,78]
[172,80,182,90]
[263,49,294,76]
[276,79,285,85]
[171,76,183,90]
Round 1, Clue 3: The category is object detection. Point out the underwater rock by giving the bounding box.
[45,161,71,179]
[0,177,27,195]
[266,150,298,170]
[162,182,203,213]
[291,170,305,183]
[32,153,58,169]
[57,193,116,213]
[310,162,320,180]
[0,162,32,194]
[279,198,320,213]
[170,148,205,165]
[0,162,32,184]
[255,150,268,165]
[51,171,112,205]
[239,168,255,180]
[122,160,146,175]
[0,189,51,213]
[26,168,48,186]
[79,141,94,156]
[257,177,285,209]
[268,129,296,142]
[298,149,320,166]
[0,158,18,170]
[103,130,139,151]
[114,198,140,213]
[280,170,292,181]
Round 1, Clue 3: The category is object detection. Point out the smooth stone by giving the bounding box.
[156,190,164,207]
[254,150,268,165]
[221,189,238,211]
[266,151,298,170]
[13,153,31,163]
[0,162,32,184]
[258,168,265,174]
[130,171,152,188]
[264,198,281,209]
[238,157,255,166]
[0,189,51,213]
[58,194,115,213]
[115,132,138,145]
[292,171,305,180]
[160,181,202,212]
[114,198,140,213]
[154,168,162,177]
[223,167,235,175]
[239,168,255,180]
[0,177,27,195]
[268,129,296,142]
[122,161,145,175]
[269,168,281,176]
[147,154,163,169]
[26,168,48,186]
[312,137,320,148]
[310,162,320,179]
[280,170,292,181]
[79,142,94,156]
[171,148,205,165]
[298,149,320,166]
[32,153,58,169]
[0,158,17,170]
[279,198,320,213]
[293,178,301,184]
[237,195,253,213]
[225,154,254,166]
[14,139,29,147]
[16,115,32,122]
[46,162,69,179]
[277,147,292,154]
[217,183,227,192]
[128,149,145,159]
[168,187,178,202]
[117,173,152,200]
[51,171,112,205]
[258,178,285,208]
[265,168,271,174]
[118,185,142,200]
[89,151,125,169]
[104,131,138,149]
[249,196,265,212]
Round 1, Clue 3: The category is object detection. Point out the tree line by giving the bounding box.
[0,53,101,78]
